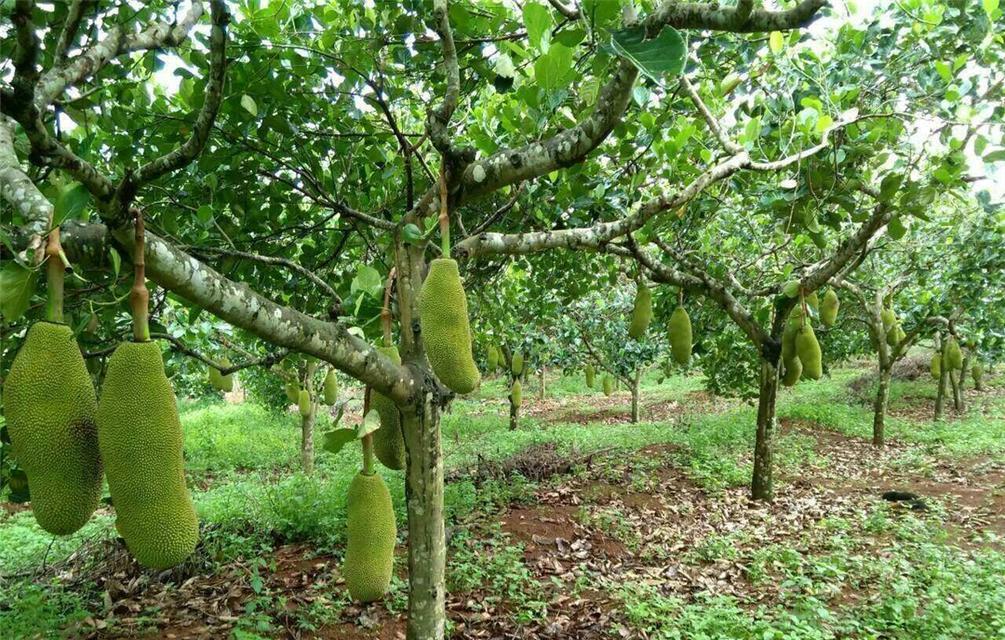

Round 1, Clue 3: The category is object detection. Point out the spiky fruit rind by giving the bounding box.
[880,309,896,331]
[97,341,198,569]
[805,291,819,310]
[627,286,653,340]
[795,324,822,380]
[602,375,614,397]
[820,289,840,327]
[585,364,595,389]
[372,346,405,470]
[946,338,964,370]
[208,365,224,390]
[343,472,396,603]
[487,345,499,372]
[781,356,802,387]
[298,390,312,417]
[285,382,299,402]
[886,324,906,348]
[3,322,102,536]
[930,354,941,380]
[669,307,693,366]
[972,361,983,384]
[511,352,524,376]
[511,380,522,408]
[323,370,339,405]
[418,259,481,394]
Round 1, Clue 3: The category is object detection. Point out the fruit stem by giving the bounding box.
[44,227,65,323]
[438,161,450,256]
[361,386,374,475]
[381,268,395,347]
[130,209,150,342]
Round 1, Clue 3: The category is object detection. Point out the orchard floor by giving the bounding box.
[2,358,1004,639]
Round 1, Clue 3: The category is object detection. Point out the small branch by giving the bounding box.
[149,332,289,375]
[681,74,743,155]
[427,0,461,156]
[53,0,92,63]
[195,247,339,300]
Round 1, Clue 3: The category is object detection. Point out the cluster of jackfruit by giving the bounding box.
[2,322,103,535]
[418,258,480,394]
[97,340,199,569]
[371,346,406,470]
[945,337,964,370]
[585,363,596,389]
[628,285,653,340]
[511,351,524,377]
[323,370,339,405]
[669,307,692,366]
[342,472,396,602]
[208,358,233,392]
[511,380,522,408]
[780,304,823,386]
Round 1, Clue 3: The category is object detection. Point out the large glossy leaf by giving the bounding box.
[0,263,38,322]
[609,26,686,83]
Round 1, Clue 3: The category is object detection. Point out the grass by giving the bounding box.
[1,360,1003,637]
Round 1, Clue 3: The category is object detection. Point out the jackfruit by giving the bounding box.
[795,324,822,380]
[669,307,692,366]
[972,361,983,386]
[585,364,595,389]
[946,337,963,370]
[930,354,941,380]
[418,258,481,394]
[343,472,396,603]
[511,352,524,377]
[97,340,199,569]
[298,389,312,417]
[886,324,905,348]
[371,346,406,471]
[487,345,499,372]
[511,380,522,408]
[820,289,839,327]
[323,370,339,405]
[602,375,614,396]
[627,285,653,340]
[2,322,102,535]
[805,291,819,310]
[208,365,223,390]
[782,308,802,363]
[781,356,802,387]
[285,382,300,402]
[213,358,234,392]
[880,309,896,330]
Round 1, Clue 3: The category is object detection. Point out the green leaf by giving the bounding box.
[887,215,908,240]
[322,428,358,455]
[53,182,91,226]
[522,2,552,51]
[196,204,215,226]
[351,264,383,299]
[609,26,686,83]
[0,262,38,322]
[983,149,1005,163]
[933,60,953,83]
[240,94,258,117]
[983,0,999,19]
[109,246,121,278]
[534,43,574,92]
[878,173,903,202]
[769,31,784,55]
[357,409,380,438]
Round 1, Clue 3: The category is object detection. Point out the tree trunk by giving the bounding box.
[958,354,970,394]
[300,402,316,474]
[872,365,891,447]
[935,340,948,421]
[538,367,546,400]
[401,396,446,640]
[751,359,779,501]
[630,367,641,423]
[950,368,963,412]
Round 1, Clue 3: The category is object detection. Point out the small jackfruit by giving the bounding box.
[208,365,224,390]
[886,324,906,348]
[285,382,300,403]
[880,309,896,331]
[2,322,102,535]
[945,337,963,370]
[97,341,199,569]
[795,324,822,380]
[602,375,614,397]
[781,356,802,387]
[782,308,802,363]
[371,346,406,471]
[215,358,234,392]
[805,291,819,310]
[298,389,312,417]
[972,361,983,385]
[820,289,839,327]
[930,354,941,380]
[487,345,499,372]
[323,370,339,405]
[418,258,481,394]
[627,285,653,340]
[343,472,396,603]
[511,352,524,377]
[511,380,522,408]
[669,307,692,366]
[585,364,596,389]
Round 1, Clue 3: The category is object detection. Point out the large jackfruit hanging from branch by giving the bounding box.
[930,354,941,380]
[668,307,692,366]
[343,472,397,603]
[511,380,522,408]
[627,285,653,340]
[418,258,481,394]
[795,324,822,380]
[487,345,499,372]
[209,358,233,392]
[585,363,596,389]
[298,390,312,417]
[946,337,964,370]
[602,375,614,396]
[323,370,339,405]
[371,346,406,471]
[97,341,199,569]
[781,355,802,387]
[820,289,840,327]
[880,308,896,331]
[511,352,524,377]
[2,322,103,536]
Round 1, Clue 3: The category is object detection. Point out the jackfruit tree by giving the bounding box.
[2,0,1000,636]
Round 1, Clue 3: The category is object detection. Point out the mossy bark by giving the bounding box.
[300,401,315,475]
[873,365,892,447]
[751,359,779,502]
[631,367,641,424]
[935,337,948,421]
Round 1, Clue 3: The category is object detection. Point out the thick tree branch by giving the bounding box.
[0,115,52,264]
[427,0,462,156]
[53,0,92,63]
[646,0,827,34]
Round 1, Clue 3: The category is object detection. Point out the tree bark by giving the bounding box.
[300,402,316,475]
[401,396,446,640]
[751,359,779,501]
[872,365,892,448]
[631,366,641,423]
[950,368,962,412]
[538,367,546,401]
[935,338,948,421]
[509,391,519,431]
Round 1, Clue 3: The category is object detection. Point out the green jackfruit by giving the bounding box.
[343,472,396,603]
[487,345,499,372]
[323,370,339,405]
[820,289,839,327]
[795,324,822,380]
[2,322,102,535]
[602,375,614,397]
[418,258,480,394]
[805,291,819,310]
[782,308,802,363]
[585,364,595,389]
[97,341,198,569]
[298,390,312,417]
[215,358,234,392]
[285,382,300,403]
[371,346,406,471]
[781,356,802,387]
[930,354,941,380]
[627,285,653,340]
[511,352,524,377]
[972,361,983,385]
[946,337,963,370]
[208,365,223,390]
[886,324,906,348]
[880,309,896,331]
[669,307,692,366]
[511,380,522,408]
